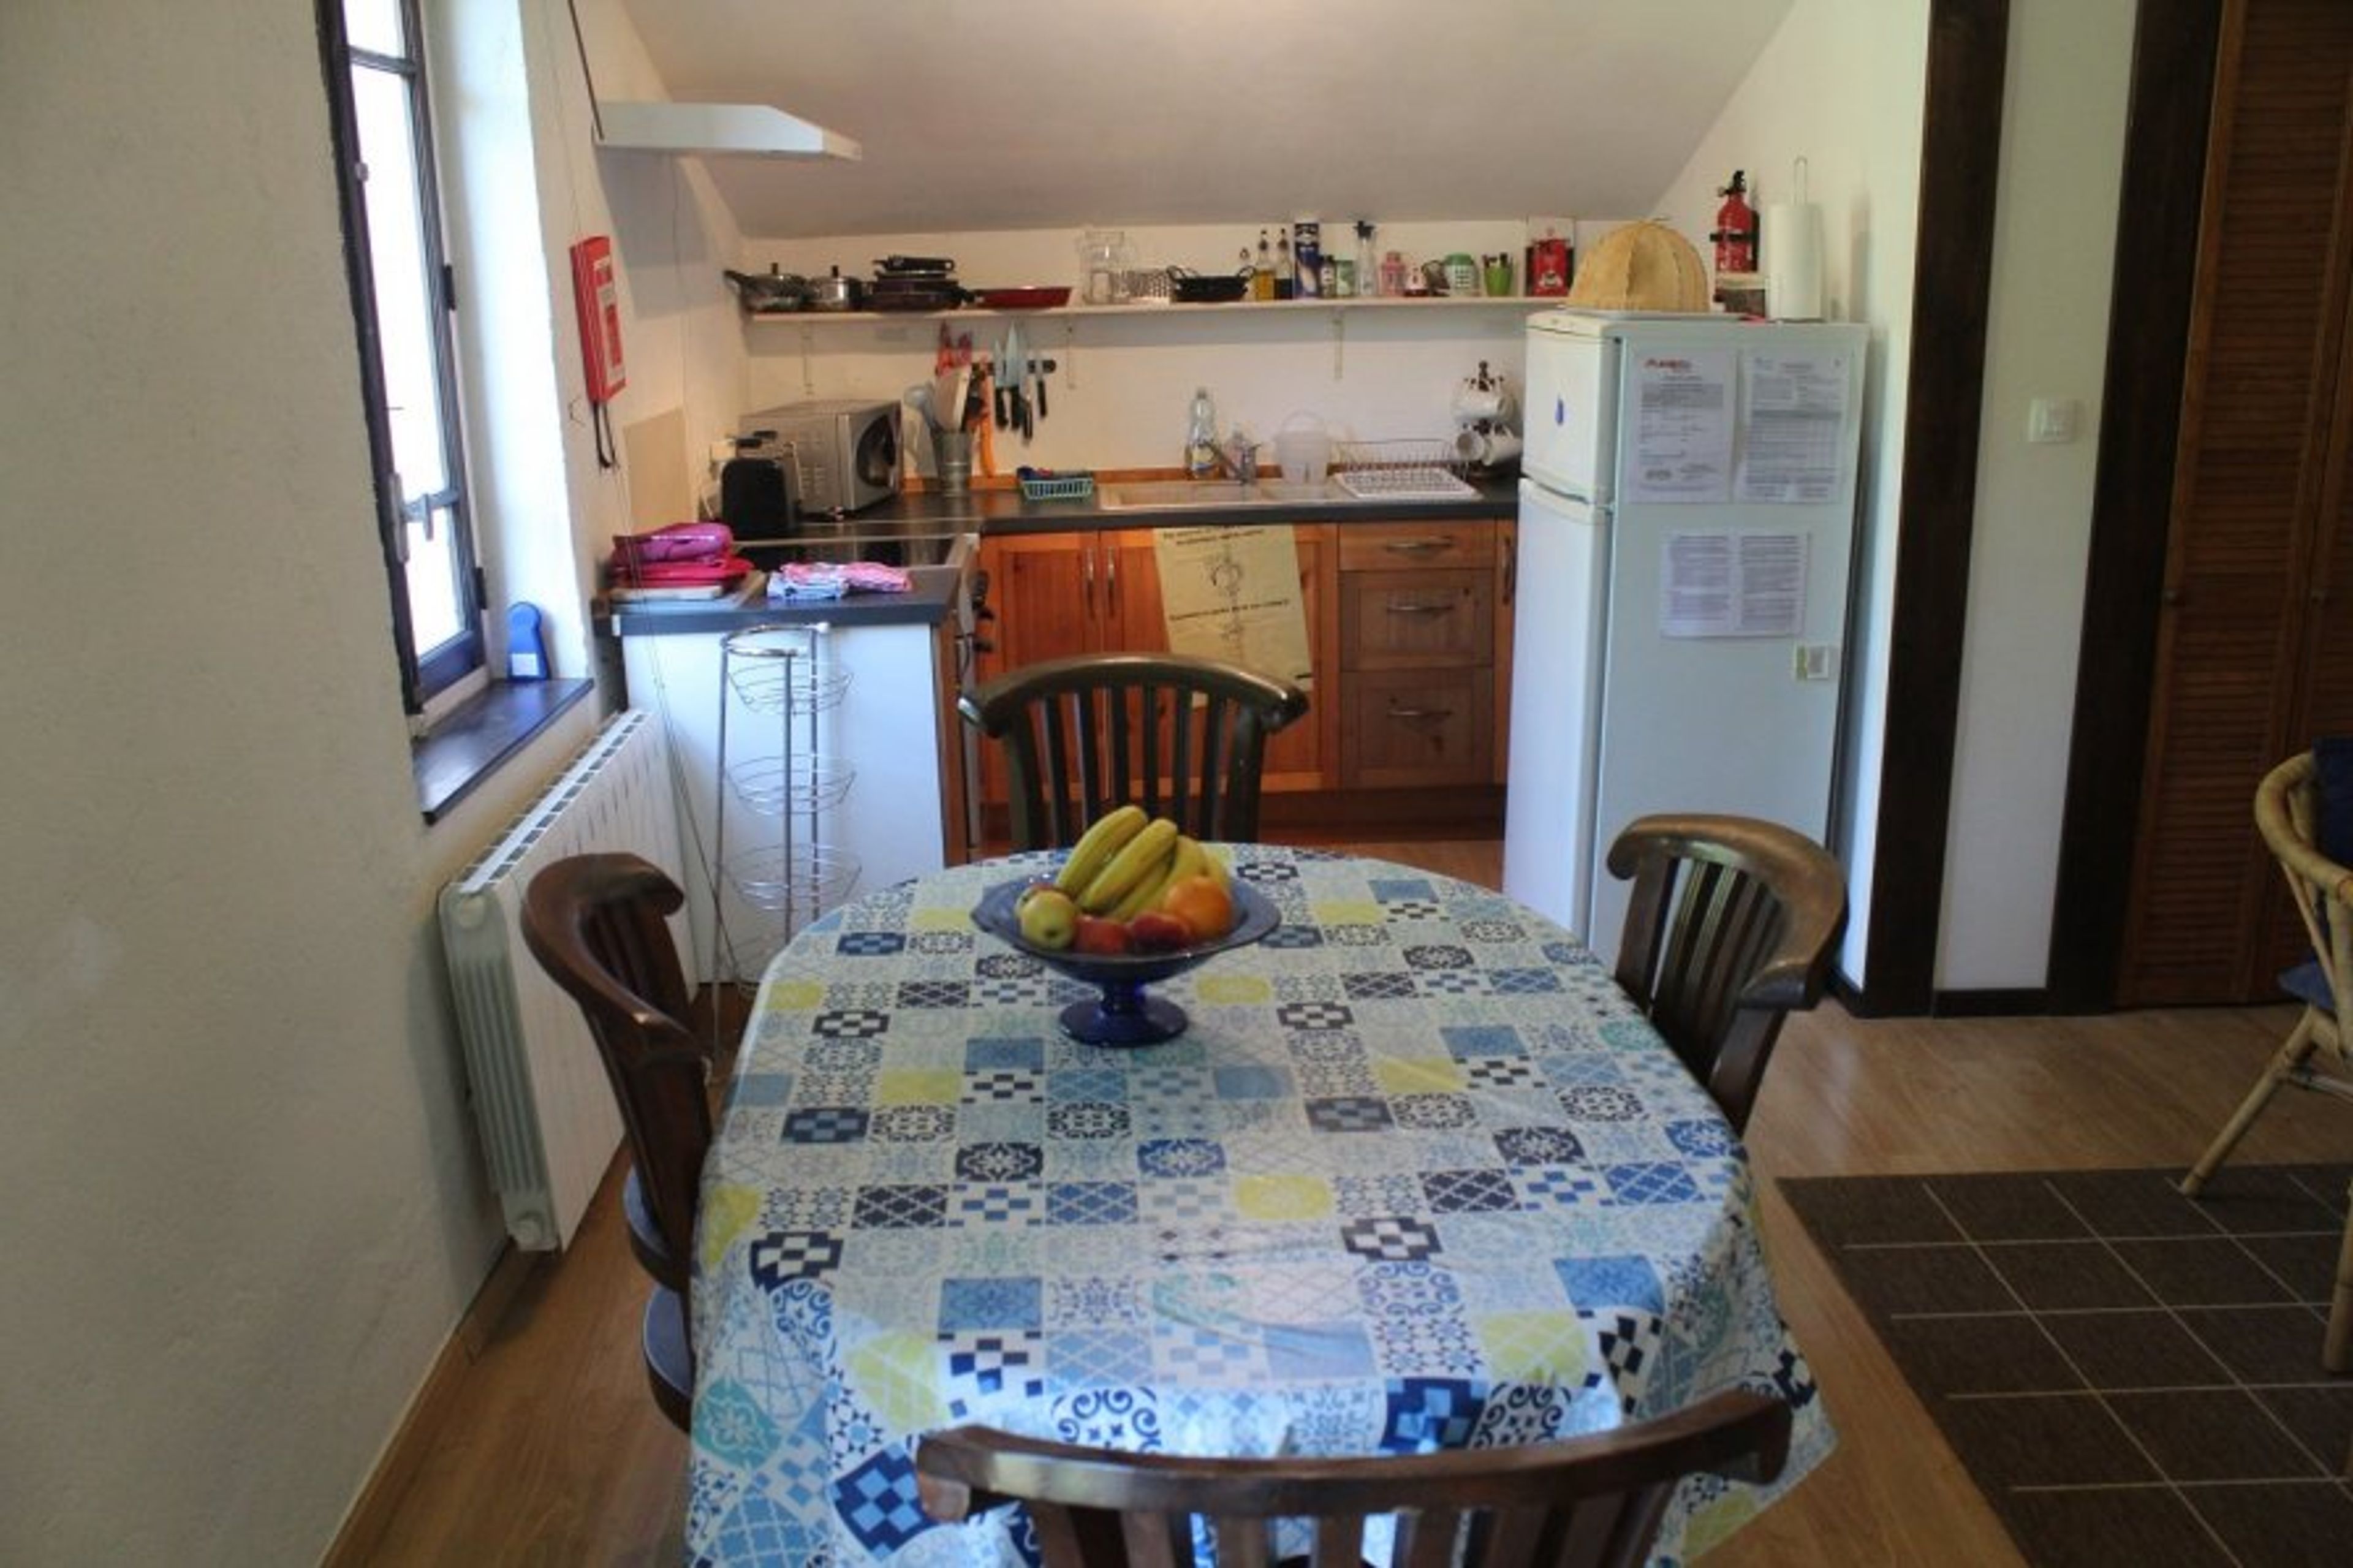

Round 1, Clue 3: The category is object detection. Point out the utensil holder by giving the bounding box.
[930,429,974,493]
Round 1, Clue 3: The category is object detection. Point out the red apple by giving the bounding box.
[1071,914,1133,955]
[1127,911,1193,952]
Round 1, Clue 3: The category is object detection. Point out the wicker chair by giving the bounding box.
[914,1388,1790,1568]
[1604,814,1848,1134]
[958,651,1308,851]
[2181,751,2353,1371]
[520,852,710,1431]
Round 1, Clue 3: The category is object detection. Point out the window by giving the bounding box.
[319,0,484,711]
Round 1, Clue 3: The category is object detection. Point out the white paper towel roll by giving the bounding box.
[1763,202,1824,321]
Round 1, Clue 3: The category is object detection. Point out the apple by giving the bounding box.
[1071,914,1133,955]
[1017,887,1078,950]
[1127,911,1193,952]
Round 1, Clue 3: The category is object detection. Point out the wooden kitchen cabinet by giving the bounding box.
[1345,668,1496,787]
[972,525,1332,812]
[972,518,1510,822]
[1338,520,1507,789]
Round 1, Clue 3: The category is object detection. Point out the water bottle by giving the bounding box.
[1185,388,1218,479]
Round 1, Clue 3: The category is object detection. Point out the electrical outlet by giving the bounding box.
[2028,397,2078,444]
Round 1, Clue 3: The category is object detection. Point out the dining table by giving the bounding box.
[687,846,1831,1565]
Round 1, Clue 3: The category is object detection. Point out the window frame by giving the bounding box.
[317,0,486,713]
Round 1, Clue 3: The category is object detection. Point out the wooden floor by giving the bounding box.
[350,838,2349,1565]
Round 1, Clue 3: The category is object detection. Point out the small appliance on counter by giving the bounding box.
[736,398,902,515]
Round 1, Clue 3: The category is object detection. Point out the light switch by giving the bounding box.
[2028,397,2078,444]
[1794,644,1839,682]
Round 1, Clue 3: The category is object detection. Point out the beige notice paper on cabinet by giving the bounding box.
[1152,525,1313,688]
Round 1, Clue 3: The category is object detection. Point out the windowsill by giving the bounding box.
[413,678,594,822]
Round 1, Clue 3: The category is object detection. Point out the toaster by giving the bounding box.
[736,398,903,515]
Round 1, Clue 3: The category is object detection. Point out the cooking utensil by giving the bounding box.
[722,265,811,312]
[969,285,1070,310]
[1168,266,1249,303]
[805,265,863,311]
[875,254,957,276]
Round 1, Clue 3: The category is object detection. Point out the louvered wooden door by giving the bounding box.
[2120,0,2353,1004]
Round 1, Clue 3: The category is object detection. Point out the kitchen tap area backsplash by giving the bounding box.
[735,221,1614,476]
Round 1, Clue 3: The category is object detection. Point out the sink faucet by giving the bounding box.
[1213,430,1259,484]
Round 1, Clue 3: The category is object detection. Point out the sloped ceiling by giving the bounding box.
[615,0,1795,239]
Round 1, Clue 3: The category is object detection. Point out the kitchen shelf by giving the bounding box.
[748,294,1540,388]
[744,295,1540,326]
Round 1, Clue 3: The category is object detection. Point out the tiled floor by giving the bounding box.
[1781,1164,2353,1568]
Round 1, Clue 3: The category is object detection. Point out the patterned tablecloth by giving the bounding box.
[689,848,1829,1564]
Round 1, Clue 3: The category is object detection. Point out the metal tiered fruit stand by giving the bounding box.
[712,624,860,987]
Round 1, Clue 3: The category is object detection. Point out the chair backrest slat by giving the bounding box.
[960,652,1310,850]
[916,1389,1792,1568]
[1605,815,1846,1134]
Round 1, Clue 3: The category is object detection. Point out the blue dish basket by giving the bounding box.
[1018,469,1095,502]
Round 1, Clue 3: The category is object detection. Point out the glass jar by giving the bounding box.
[1080,230,1127,306]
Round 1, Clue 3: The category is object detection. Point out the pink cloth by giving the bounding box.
[768,561,912,601]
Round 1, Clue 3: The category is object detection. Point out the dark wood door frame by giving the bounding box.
[1844,0,2012,1017]
[2045,0,2224,1011]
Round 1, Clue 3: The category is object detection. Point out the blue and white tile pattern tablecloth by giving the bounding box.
[689,848,1829,1564]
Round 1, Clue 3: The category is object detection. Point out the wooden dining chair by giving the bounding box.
[1604,814,1847,1135]
[958,650,1309,850]
[2181,749,2353,1371]
[914,1388,1790,1568]
[520,852,711,1431]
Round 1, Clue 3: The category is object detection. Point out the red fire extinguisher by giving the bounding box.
[1712,170,1757,273]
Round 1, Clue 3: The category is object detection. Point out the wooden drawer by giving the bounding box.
[1337,521,1496,573]
[1343,668,1495,787]
[1339,570,1493,670]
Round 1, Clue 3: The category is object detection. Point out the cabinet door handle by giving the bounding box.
[1083,543,1095,613]
[1386,703,1454,722]
[1383,537,1453,555]
[1385,598,1457,616]
[1106,541,1117,597]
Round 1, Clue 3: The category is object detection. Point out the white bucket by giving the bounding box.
[1274,415,1331,483]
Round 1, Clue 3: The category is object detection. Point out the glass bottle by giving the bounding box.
[1252,229,1274,301]
[1185,388,1219,479]
[1380,249,1409,297]
[1354,221,1379,298]
[1273,232,1294,301]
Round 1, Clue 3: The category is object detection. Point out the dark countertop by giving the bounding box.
[599,472,1520,637]
[869,470,1518,536]
[597,562,967,636]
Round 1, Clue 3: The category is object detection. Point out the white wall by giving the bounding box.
[1653,0,1930,986]
[0,1,593,1559]
[1938,0,2134,989]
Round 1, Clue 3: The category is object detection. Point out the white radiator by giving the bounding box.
[438,709,688,1251]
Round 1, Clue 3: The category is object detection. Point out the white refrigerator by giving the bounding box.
[1503,309,1865,952]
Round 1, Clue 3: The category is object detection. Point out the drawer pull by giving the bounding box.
[1382,537,1455,555]
[1385,598,1457,616]
[1386,703,1455,722]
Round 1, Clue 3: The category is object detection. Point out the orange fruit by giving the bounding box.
[1160,874,1234,944]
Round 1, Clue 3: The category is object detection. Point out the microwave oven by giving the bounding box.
[737,398,903,515]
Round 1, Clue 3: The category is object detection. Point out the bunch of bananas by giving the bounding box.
[1054,805,1230,919]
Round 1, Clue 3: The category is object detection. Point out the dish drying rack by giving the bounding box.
[1330,439,1479,501]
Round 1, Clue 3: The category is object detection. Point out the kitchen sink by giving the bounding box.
[1100,479,1344,509]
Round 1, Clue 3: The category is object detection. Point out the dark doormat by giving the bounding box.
[1779,1164,2353,1568]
